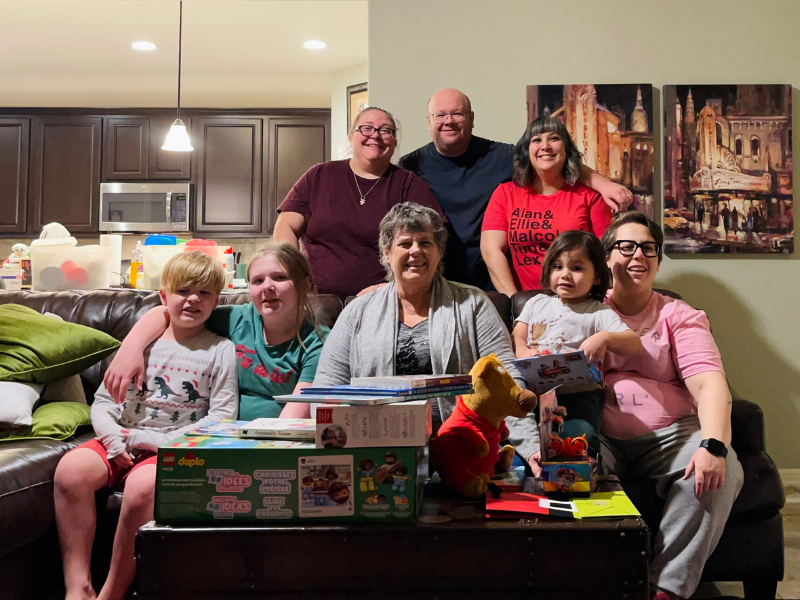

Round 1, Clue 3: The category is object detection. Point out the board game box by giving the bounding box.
[155,436,427,523]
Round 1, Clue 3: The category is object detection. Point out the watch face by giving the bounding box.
[702,438,727,457]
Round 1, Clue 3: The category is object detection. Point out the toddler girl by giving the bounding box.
[513,230,642,457]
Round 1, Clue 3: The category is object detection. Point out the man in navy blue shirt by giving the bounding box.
[400,88,632,290]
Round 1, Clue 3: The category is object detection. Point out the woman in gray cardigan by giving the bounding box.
[313,202,539,461]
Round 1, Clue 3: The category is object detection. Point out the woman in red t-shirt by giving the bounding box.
[481,117,613,295]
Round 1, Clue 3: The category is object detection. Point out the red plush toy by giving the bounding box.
[431,354,537,497]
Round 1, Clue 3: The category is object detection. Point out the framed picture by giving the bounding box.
[527,83,655,220]
[347,82,368,129]
[663,84,793,255]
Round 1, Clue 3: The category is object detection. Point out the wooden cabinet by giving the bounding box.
[0,118,30,234]
[194,117,263,234]
[103,117,148,180]
[29,116,102,234]
[265,116,330,233]
[103,116,191,181]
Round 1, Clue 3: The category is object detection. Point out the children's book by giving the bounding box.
[274,393,403,406]
[510,350,602,395]
[485,491,576,519]
[302,384,473,397]
[186,420,248,437]
[349,374,472,390]
[237,418,316,440]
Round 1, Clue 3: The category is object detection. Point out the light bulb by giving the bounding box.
[162,119,193,152]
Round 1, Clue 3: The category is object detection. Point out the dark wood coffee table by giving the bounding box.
[135,482,650,600]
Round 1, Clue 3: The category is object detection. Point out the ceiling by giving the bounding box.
[0,0,368,107]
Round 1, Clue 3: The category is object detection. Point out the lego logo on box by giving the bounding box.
[163,453,176,466]
[317,408,333,424]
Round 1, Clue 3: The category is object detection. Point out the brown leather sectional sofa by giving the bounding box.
[0,289,784,600]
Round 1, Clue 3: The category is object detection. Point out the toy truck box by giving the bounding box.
[315,400,431,449]
[155,435,427,523]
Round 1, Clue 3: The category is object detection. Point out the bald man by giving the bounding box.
[400,88,632,289]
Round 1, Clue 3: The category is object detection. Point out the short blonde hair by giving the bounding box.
[160,250,226,294]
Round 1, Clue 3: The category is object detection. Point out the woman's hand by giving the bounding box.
[579,332,609,366]
[683,447,726,497]
[528,451,542,477]
[104,346,146,403]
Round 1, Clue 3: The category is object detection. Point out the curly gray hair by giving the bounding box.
[377,203,448,281]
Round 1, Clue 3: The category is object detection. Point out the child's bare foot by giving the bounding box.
[65,582,97,600]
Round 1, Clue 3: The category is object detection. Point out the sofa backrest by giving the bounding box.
[0,290,343,402]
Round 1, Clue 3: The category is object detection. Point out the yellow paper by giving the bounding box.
[573,491,641,519]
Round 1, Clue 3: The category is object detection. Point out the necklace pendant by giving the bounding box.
[359,197,366,205]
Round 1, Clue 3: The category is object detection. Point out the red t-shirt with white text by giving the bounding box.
[481,181,612,290]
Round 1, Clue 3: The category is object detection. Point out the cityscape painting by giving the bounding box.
[526,84,655,219]
[663,85,793,254]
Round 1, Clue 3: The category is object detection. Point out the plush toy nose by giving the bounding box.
[518,390,537,413]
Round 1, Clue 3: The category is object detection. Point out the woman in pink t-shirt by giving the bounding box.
[481,117,613,295]
[596,211,743,600]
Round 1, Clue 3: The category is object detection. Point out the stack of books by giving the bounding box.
[273,374,473,449]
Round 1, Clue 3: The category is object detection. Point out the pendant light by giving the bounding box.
[162,0,193,152]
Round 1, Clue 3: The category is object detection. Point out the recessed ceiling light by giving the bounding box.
[132,41,156,51]
[303,40,327,50]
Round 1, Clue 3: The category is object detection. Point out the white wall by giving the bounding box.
[369,0,800,466]
[330,62,368,156]
[0,76,331,109]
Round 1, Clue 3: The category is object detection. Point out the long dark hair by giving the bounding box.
[540,230,610,302]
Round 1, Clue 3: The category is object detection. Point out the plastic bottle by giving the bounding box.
[130,241,143,289]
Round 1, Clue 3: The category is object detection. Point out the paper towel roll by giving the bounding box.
[100,234,123,285]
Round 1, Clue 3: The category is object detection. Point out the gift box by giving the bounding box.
[315,400,431,448]
[155,435,427,523]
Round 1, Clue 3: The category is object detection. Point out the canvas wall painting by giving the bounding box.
[526,84,655,219]
[663,85,793,254]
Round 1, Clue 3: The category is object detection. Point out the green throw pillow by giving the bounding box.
[0,402,91,442]
[0,304,120,384]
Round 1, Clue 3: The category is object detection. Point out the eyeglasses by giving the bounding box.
[429,112,467,123]
[611,240,661,257]
[353,125,396,139]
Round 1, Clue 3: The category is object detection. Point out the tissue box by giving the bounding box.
[31,246,111,290]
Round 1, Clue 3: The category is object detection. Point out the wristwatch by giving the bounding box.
[700,438,728,458]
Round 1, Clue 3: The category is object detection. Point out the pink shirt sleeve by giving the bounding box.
[668,301,725,380]
[481,183,511,232]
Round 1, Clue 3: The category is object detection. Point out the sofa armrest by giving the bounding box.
[731,398,765,455]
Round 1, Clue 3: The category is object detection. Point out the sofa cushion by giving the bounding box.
[0,304,120,384]
[0,431,93,559]
[0,402,91,443]
[0,382,43,427]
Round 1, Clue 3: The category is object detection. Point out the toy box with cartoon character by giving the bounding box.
[315,400,431,449]
[155,435,427,523]
[538,389,596,498]
[510,350,602,394]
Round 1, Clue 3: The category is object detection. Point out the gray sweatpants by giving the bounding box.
[600,415,744,599]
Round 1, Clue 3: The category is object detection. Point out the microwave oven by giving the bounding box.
[99,182,191,233]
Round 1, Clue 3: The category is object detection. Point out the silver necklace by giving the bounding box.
[353,172,382,205]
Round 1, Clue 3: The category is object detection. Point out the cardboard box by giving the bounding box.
[315,400,431,449]
[155,435,427,523]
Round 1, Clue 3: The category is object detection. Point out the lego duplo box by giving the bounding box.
[155,435,427,524]
[315,399,431,449]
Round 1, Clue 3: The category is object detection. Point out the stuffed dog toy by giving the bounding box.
[431,354,537,497]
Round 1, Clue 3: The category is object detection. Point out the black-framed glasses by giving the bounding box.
[612,240,661,257]
[353,125,396,139]
[429,112,467,123]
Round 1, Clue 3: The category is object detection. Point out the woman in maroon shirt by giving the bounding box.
[273,107,444,298]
